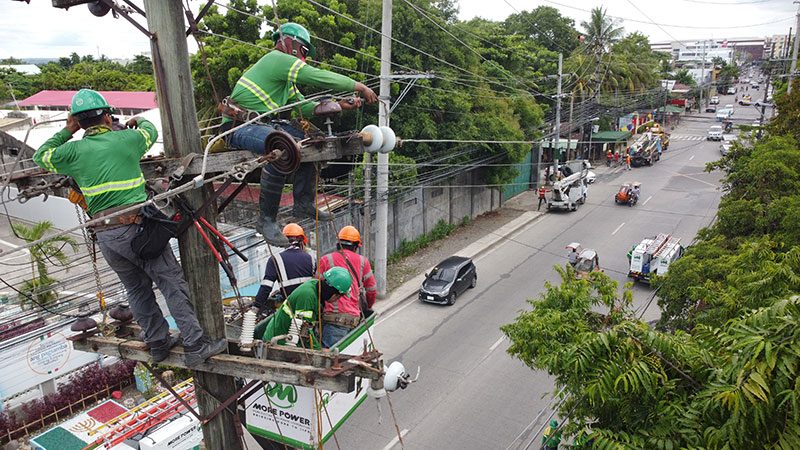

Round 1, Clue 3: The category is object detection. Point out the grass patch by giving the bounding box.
[388,218,467,264]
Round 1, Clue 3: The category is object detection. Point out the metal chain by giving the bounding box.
[75,202,112,336]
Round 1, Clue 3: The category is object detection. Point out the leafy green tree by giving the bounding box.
[674,68,695,86]
[0,57,25,64]
[11,222,78,311]
[504,6,579,54]
[127,54,153,75]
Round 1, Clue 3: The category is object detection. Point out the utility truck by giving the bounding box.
[547,170,588,211]
[627,233,685,283]
[629,133,661,167]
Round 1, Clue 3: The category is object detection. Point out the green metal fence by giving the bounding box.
[503,151,532,200]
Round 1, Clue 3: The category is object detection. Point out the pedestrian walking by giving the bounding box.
[625,153,632,171]
[606,151,613,167]
[33,90,226,368]
[614,151,620,165]
[537,186,549,211]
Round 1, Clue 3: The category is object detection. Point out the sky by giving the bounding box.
[0,0,797,60]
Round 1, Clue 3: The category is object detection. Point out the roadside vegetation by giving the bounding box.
[502,78,800,448]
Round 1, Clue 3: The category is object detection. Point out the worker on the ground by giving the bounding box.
[251,223,315,315]
[261,267,352,349]
[537,186,548,211]
[219,22,378,247]
[568,247,579,266]
[606,150,613,167]
[317,225,377,348]
[33,90,226,368]
[542,419,562,450]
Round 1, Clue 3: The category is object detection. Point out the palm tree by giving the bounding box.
[11,221,78,311]
[580,7,624,54]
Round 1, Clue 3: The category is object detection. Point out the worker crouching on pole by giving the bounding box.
[261,267,352,349]
[218,22,378,247]
[33,89,227,368]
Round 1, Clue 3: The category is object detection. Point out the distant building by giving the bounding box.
[651,37,765,62]
[764,34,793,60]
[17,90,157,115]
[0,64,41,75]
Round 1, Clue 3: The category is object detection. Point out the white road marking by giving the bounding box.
[612,222,625,236]
[489,336,505,351]
[377,299,415,326]
[381,428,409,450]
[689,155,695,161]
[642,195,652,206]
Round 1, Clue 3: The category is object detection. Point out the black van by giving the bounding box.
[419,256,477,305]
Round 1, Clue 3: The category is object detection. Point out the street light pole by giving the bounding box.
[788,1,800,95]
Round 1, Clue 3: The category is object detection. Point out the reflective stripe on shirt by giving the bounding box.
[325,254,339,313]
[288,59,306,83]
[81,175,146,197]
[265,252,312,296]
[237,77,280,111]
[41,147,58,173]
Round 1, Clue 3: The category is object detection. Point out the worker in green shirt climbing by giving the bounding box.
[262,266,352,349]
[542,419,562,450]
[220,22,378,247]
[33,90,227,368]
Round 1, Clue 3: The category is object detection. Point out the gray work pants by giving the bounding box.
[96,225,203,348]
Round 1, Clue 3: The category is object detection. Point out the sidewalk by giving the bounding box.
[374,191,545,316]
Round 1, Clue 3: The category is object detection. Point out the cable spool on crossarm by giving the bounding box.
[264,130,301,175]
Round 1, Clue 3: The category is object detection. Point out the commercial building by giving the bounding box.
[651,37,765,63]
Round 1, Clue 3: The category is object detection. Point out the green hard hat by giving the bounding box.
[550,419,559,428]
[71,89,114,116]
[272,22,316,59]
[323,267,352,294]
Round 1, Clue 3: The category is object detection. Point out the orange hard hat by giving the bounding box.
[337,225,361,246]
[282,223,307,243]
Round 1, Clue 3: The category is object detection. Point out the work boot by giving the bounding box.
[150,333,181,363]
[257,169,290,247]
[292,163,333,221]
[184,337,228,369]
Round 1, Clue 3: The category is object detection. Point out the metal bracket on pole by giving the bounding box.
[382,73,434,114]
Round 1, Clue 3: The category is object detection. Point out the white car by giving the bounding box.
[720,142,732,156]
[709,96,720,105]
[726,87,736,95]
[708,125,723,141]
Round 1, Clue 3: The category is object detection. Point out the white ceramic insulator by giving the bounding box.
[287,318,301,346]
[384,361,406,392]
[240,310,256,347]
[378,126,396,153]
[361,124,383,153]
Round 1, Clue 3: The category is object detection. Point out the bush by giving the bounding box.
[388,219,461,264]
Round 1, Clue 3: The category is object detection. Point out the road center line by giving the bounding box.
[689,154,695,161]
[381,428,409,450]
[612,222,625,236]
[489,336,505,351]
[642,195,652,206]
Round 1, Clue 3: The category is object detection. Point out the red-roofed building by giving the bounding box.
[18,90,158,115]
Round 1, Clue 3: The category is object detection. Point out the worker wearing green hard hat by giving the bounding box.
[271,22,317,59]
[70,89,114,123]
[219,21,378,248]
[261,267,353,349]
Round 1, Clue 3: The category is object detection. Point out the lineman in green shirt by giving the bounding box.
[542,419,562,450]
[220,22,378,247]
[33,89,226,368]
[262,266,352,349]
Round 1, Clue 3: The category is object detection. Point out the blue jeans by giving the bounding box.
[322,323,351,349]
[227,121,304,176]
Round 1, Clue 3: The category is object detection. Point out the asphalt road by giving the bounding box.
[245,84,766,450]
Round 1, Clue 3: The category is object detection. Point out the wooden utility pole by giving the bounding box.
[142,2,242,448]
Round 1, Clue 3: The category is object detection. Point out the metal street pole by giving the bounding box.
[700,40,706,111]
[374,0,392,296]
[553,53,562,181]
[788,1,800,95]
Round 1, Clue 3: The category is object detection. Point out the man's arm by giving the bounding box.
[253,257,280,308]
[361,258,377,308]
[33,115,81,174]
[125,117,158,157]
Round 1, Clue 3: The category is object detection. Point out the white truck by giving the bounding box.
[716,108,733,121]
[547,170,588,211]
[628,233,685,283]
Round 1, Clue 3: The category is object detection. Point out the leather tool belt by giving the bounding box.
[322,312,360,329]
[91,204,142,233]
[219,96,264,123]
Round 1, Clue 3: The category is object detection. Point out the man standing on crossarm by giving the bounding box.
[250,223,315,316]
[317,226,377,348]
[262,267,352,349]
[220,22,378,247]
[33,89,226,368]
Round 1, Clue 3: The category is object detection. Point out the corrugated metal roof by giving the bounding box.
[18,90,158,109]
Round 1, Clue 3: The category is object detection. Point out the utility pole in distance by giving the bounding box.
[374,0,392,296]
[142,2,242,448]
[788,1,800,95]
[553,53,562,180]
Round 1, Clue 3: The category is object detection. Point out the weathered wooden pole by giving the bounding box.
[141,2,242,448]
